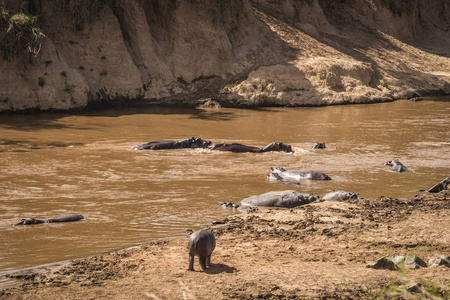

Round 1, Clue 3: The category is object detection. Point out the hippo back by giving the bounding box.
[188,230,215,256]
[47,213,84,223]
[241,190,318,208]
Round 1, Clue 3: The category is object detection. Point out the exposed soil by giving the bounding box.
[2,191,449,299]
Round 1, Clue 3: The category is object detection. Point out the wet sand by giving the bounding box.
[1,191,449,299]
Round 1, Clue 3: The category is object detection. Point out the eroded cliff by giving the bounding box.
[0,0,449,111]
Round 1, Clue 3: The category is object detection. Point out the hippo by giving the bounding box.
[188,229,216,271]
[12,213,84,226]
[269,167,332,181]
[322,191,359,201]
[132,137,212,150]
[241,190,318,208]
[427,177,450,193]
[210,142,293,153]
[384,159,409,172]
[311,142,326,149]
[219,202,239,209]
[237,206,259,213]
[268,172,301,185]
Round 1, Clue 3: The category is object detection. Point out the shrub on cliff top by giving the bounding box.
[0,3,45,60]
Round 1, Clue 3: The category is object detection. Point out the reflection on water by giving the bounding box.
[0,97,449,283]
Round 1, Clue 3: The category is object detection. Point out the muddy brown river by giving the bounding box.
[0,97,449,286]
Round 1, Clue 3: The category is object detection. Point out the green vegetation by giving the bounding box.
[37,76,45,87]
[99,70,107,76]
[0,2,45,60]
[60,71,67,77]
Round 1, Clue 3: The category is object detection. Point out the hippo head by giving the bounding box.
[190,137,213,148]
[273,142,293,153]
[12,218,37,226]
[312,142,326,149]
[270,167,287,174]
[384,159,400,166]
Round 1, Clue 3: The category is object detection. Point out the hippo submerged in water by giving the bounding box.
[210,142,293,153]
[268,167,332,184]
[132,137,212,150]
[133,137,293,153]
[311,142,326,149]
[384,159,409,172]
[188,229,216,271]
[12,213,84,226]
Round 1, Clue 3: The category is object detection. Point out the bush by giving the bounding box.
[1,4,45,60]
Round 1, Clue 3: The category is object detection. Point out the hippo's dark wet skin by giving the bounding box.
[311,142,326,149]
[210,142,293,153]
[188,230,216,271]
[12,213,84,226]
[384,159,409,172]
[132,137,212,150]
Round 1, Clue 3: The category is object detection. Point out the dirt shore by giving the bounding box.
[1,191,449,299]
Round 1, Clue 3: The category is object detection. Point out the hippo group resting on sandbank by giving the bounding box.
[12,213,84,226]
[133,137,293,153]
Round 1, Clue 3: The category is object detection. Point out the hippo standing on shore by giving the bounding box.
[132,137,212,150]
[188,229,216,271]
[210,142,293,153]
[12,213,84,226]
[384,159,409,172]
[269,167,332,181]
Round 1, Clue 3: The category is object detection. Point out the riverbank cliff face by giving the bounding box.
[1,0,449,112]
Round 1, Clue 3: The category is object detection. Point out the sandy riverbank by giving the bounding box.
[1,191,449,299]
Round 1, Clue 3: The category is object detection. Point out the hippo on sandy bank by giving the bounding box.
[12,213,84,226]
[269,167,332,182]
[322,191,359,201]
[384,159,409,173]
[241,190,318,208]
[188,229,216,271]
[132,137,212,150]
[427,177,450,193]
[210,142,293,153]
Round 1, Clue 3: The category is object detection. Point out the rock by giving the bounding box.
[428,255,450,268]
[367,254,427,270]
[366,256,398,270]
[407,283,422,293]
[404,255,427,269]
[241,191,318,208]
[427,177,450,193]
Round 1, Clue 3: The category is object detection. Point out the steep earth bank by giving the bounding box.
[0,0,449,112]
[1,192,449,299]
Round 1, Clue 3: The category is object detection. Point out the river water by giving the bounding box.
[0,97,449,285]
